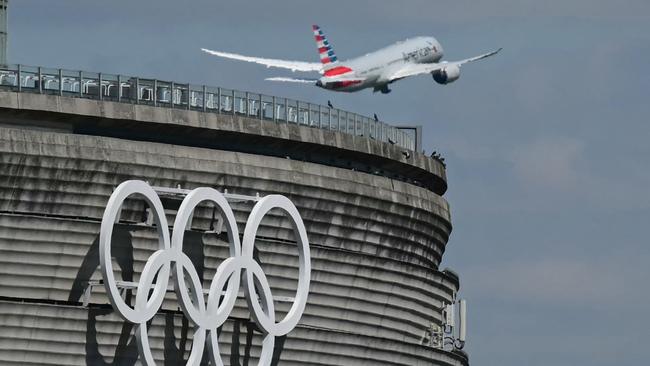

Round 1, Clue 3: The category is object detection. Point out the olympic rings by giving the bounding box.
[99,180,311,366]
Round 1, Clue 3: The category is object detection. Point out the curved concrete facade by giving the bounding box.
[0,91,467,365]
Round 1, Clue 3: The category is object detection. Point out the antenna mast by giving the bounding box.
[0,0,7,66]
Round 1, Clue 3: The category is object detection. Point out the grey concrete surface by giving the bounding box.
[0,300,468,366]
[0,90,466,365]
[0,91,448,194]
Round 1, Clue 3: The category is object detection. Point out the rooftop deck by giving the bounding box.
[0,64,419,151]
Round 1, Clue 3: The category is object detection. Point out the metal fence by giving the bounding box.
[0,65,416,151]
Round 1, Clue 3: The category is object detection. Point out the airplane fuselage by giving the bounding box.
[202,25,500,94]
[316,37,444,92]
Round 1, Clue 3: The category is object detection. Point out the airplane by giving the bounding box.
[201,25,501,94]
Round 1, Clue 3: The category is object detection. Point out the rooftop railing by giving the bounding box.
[0,65,417,151]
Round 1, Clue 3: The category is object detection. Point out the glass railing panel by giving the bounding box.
[345,113,356,135]
[120,76,136,102]
[338,111,345,133]
[202,86,216,111]
[319,106,329,129]
[375,120,380,140]
[275,98,287,122]
[309,104,320,127]
[188,85,203,110]
[329,109,338,131]
[355,115,362,136]
[247,93,261,118]
[173,84,190,108]
[19,66,39,92]
[0,65,18,89]
[297,101,307,125]
[137,78,155,105]
[233,91,245,115]
[81,71,100,99]
[60,69,80,95]
[219,88,233,113]
[286,99,298,123]
[153,80,171,106]
[100,73,119,101]
[261,95,274,120]
[39,68,59,95]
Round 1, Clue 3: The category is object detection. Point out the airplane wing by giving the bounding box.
[387,48,502,82]
[201,48,322,72]
[265,77,318,84]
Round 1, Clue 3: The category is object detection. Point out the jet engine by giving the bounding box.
[432,64,461,85]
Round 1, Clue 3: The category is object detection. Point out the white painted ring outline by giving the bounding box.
[99,180,311,366]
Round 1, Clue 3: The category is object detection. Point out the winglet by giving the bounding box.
[458,47,502,66]
[312,25,339,67]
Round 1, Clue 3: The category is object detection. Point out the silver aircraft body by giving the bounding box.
[202,25,500,94]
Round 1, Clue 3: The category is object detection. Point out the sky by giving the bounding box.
[9,1,650,365]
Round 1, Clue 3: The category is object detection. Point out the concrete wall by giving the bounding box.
[0,92,466,365]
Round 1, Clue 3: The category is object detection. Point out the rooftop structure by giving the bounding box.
[0,80,464,364]
[0,64,420,151]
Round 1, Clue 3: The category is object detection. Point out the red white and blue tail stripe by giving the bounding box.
[313,25,338,66]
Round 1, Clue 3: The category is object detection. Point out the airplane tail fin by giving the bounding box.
[312,25,339,68]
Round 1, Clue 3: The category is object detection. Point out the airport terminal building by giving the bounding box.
[0,5,469,364]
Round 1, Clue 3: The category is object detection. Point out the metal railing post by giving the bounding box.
[259,94,263,120]
[284,99,288,123]
[203,85,207,112]
[79,71,83,97]
[217,87,222,113]
[187,84,191,110]
[17,65,21,92]
[58,69,63,96]
[232,90,235,116]
[38,67,42,94]
[244,92,249,116]
[307,102,311,126]
[117,75,122,102]
[272,96,276,122]
[153,80,157,107]
[98,73,103,100]
[135,77,140,104]
[170,81,174,108]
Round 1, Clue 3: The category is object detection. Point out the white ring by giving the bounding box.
[242,195,311,336]
[99,181,311,365]
[99,180,171,324]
